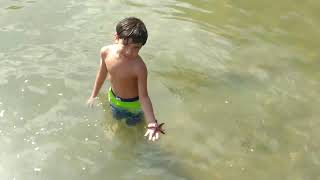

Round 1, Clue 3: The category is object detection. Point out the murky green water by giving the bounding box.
[1,0,320,179]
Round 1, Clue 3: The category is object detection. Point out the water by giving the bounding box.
[1,0,320,179]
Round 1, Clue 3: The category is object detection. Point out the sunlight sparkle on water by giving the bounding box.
[0,110,5,117]
[33,168,41,172]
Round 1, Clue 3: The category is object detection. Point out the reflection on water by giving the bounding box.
[1,0,320,179]
[6,6,24,10]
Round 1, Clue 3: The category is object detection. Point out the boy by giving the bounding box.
[87,17,164,142]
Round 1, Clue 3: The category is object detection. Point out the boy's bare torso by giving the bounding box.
[103,45,144,99]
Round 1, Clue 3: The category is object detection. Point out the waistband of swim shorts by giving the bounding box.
[107,87,141,111]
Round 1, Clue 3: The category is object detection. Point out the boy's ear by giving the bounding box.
[114,32,119,41]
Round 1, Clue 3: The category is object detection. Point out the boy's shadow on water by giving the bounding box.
[99,96,195,180]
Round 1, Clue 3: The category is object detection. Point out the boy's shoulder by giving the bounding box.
[100,45,114,60]
[135,55,146,66]
[134,55,147,73]
[100,44,112,54]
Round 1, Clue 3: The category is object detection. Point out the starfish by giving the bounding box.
[147,123,165,137]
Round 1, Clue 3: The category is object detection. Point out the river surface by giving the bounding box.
[0,0,320,179]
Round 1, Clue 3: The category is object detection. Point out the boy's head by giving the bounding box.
[115,17,148,46]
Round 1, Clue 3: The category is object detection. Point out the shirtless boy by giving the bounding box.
[87,17,164,141]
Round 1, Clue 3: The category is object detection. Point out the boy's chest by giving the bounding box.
[106,59,136,79]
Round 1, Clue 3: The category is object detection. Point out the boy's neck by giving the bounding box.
[113,44,138,60]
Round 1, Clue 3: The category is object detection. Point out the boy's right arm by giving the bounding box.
[87,47,108,106]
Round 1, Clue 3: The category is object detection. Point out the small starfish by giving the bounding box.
[147,123,165,137]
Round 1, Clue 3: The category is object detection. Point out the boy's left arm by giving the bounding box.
[137,62,164,141]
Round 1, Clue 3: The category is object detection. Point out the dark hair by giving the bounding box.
[116,17,148,45]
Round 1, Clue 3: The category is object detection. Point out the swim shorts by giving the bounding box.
[107,87,143,126]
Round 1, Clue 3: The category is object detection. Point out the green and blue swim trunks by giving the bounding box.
[107,87,143,126]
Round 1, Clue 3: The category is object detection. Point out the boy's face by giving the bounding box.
[115,35,142,58]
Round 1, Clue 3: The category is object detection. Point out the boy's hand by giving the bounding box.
[87,96,98,108]
[144,122,165,141]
